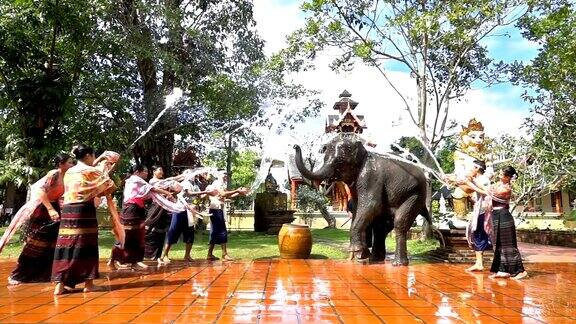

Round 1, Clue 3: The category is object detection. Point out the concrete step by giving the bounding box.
[426,247,494,263]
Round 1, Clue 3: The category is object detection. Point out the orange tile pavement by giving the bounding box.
[0,260,574,323]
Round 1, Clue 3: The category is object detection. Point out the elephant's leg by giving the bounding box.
[349,217,370,261]
[370,218,385,262]
[393,195,421,266]
[370,215,393,262]
[349,201,378,261]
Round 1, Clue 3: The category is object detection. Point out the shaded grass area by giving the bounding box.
[0,227,438,261]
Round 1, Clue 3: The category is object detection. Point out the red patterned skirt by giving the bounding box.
[111,203,146,264]
[10,202,60,283]
[51,201,99,287]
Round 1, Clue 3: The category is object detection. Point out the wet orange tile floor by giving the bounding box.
[0,260,574,323]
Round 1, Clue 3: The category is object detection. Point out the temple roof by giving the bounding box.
[339,90,352,98]
[333,97,359,110]
[333,90,358,110]
[326,113,366,127]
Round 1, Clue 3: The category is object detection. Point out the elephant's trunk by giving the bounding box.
[293,145,334,181]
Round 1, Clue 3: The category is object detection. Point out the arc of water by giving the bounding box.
[388,119,448,180]
[413,134,447,178]
[373,151,450,187]
[249,101,306,193]
[127,88,184,151]
[181,166,221,181]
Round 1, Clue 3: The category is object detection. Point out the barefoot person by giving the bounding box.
[0,154,74,284]
[52,145,119,295]
[454,160,493,272]
[144,166,183,262]
[160,173,215,264]
[463,166,528,280]
[206,171,249,261]
[110,164,173,270]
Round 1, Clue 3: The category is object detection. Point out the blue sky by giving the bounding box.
[253,0,542,187]
[253,0,541,141]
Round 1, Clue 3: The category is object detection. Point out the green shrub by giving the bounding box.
[564,210,576,221]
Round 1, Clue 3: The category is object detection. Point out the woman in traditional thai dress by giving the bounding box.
[464,166,528,279]
[144,166,183,263]
[52,145,119,295]
[205,172,249,261]
[110,165,173,270]
[0,154,74,285]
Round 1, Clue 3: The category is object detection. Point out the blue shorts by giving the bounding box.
[166,211,194,245]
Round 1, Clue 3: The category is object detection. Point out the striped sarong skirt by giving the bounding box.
[52,201,99,287]
[10,202,60,282]
[144,203,169,259]
[490,208,525,276]
[111,203,146,264]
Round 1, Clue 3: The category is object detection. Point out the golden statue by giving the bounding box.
[448,119,493,228]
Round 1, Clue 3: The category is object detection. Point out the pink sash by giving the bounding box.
[0,174,52,253]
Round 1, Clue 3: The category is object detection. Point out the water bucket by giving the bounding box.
[278,224,312,259]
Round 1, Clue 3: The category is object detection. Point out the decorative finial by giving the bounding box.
[339,90,352,98]
[461,118,484,133]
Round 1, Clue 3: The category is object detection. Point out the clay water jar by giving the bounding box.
[278,224,312,259]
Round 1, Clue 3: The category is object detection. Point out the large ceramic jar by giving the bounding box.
[278,224,312,259]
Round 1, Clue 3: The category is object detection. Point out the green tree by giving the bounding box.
[0,0,105,209]
[512,0,576,194]
[489,134,564,211]
[202,149,258,209]
[296,184,332,227]
[289,0,525,150]
[101,0,266,172]
[0,0,100,170]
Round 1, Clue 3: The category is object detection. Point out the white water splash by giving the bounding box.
[249,101,308,192]
[181,166,221,181]
[128,88,183,150]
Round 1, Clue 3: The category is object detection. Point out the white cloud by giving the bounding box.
[253,1,531,150]
[253,0,304,55]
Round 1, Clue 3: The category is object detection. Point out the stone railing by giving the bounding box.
[516,229,576,248]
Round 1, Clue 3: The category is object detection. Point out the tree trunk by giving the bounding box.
[119,0,177,175]
[3,182,27,215]
[226,134,233,190]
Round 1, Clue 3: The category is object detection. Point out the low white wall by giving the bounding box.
[227,210,351,230]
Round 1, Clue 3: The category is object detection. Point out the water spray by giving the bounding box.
[127,88,184,151]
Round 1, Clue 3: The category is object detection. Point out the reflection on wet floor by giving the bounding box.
[0,260,574,323]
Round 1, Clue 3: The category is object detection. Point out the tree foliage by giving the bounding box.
[0,0,318,196]
[202,149,258,209]
[290,0,525,149]
[512,0,576,195]
[0,0,100,180]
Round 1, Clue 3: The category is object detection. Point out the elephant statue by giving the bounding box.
[293,133,431,265]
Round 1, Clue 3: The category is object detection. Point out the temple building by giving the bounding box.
[289,90,367,211]
[325,90,366,134]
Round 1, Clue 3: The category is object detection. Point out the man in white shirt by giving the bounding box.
[160,175,214,264]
